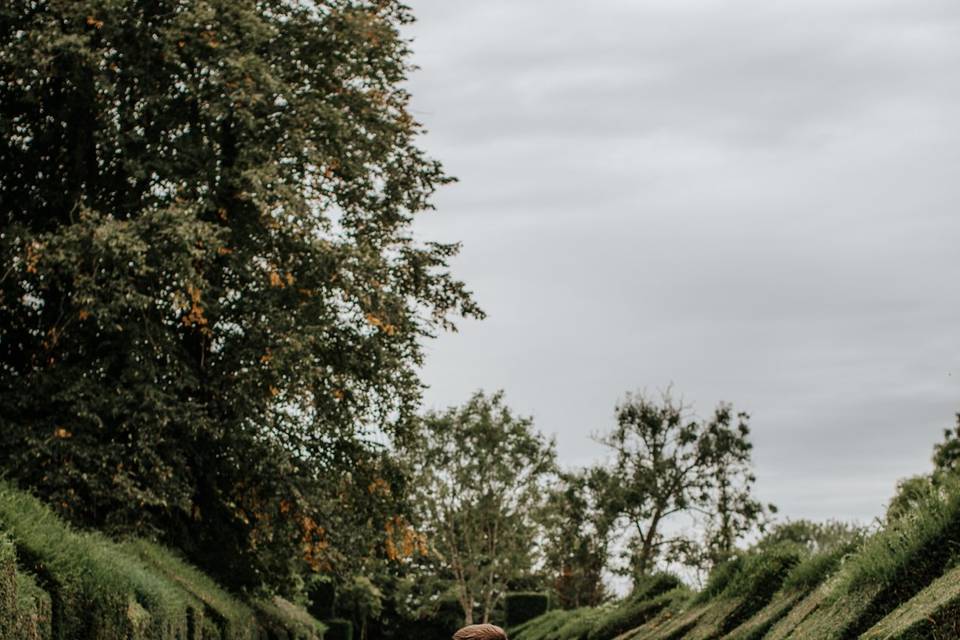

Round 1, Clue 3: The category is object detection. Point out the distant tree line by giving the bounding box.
[392,389,772,628]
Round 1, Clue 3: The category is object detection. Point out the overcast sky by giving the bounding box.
[404,0,960,524]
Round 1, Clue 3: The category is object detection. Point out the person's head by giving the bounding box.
[452,623,508,640]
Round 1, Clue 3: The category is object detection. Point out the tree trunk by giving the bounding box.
[637,510,663,577]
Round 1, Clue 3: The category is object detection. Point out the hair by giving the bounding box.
[452,624,508,640]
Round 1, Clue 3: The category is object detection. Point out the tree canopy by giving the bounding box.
[403,391,557,626]
[595,391,769,583]
[0,0,480,591]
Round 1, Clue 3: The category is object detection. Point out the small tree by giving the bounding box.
[596,390,769,583]
[405,391,557,625]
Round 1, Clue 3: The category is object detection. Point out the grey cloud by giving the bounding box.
[406,0,960,524]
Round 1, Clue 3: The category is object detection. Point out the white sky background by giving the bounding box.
[404,0,960,525]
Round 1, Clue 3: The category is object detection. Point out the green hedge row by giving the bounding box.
[505,592,551,628]
[1,531,51,640]
[0,484,325,640]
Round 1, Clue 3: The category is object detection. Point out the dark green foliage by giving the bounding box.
[306,576,336,620]
[323,618,354,640]
[718,544,803,629]
[505,592,551,628]
[121,538,257,638]
[0,0,480,592]
[630,573,683,601]
[550,608,605,640]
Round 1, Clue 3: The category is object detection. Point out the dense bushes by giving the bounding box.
[0,484,324,640]
[506,592,552,627]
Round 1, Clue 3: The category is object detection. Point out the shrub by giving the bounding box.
[306,576,336,620]
[693,555,745,604]
[630,572,683,601]
[505,592,551,628]
[724,545,803,601]
[324,618,354,640]
[781,543,856,593]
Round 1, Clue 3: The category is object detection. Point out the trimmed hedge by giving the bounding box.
[586,586,687,640]
[0,483,325,640]
[861,564,960,639]
[1,531,52,640]
[121,538,259,638]
[252,597,326,640]
[505,591,551,628]
[510,609,578,640]
[0,486,195,640]
[779,479,960,639]
[324,617,354,640]
[307,576,336,620]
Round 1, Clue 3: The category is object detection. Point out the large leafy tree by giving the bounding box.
[403,391,557,625]
[597,391,768,583]
[0,0,480,590]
